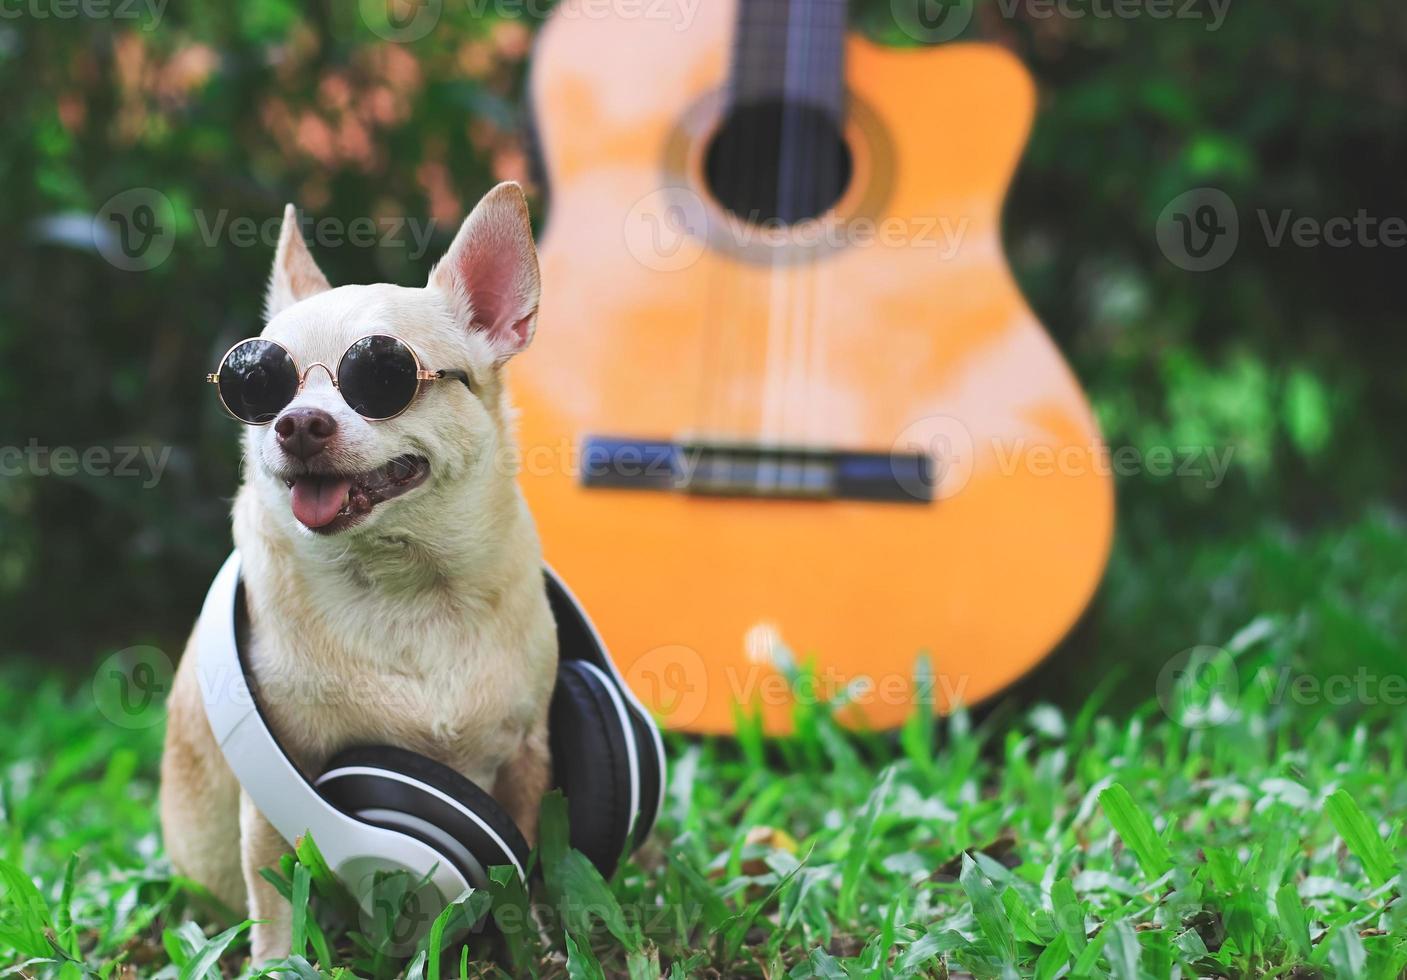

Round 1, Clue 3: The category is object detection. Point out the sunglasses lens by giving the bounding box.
[217,339,298,424]
[338,335,420,420]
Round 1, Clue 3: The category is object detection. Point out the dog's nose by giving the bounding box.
[274,407,338,459]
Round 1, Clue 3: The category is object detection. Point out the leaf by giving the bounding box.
[839,767,895,920]
[296,833,359,923]
[1071,929,1108,977]
[1326,926,1367,977]
[564,933,606,980]
[720,851,808,962]
[0,858,52,957]
[486,864,536,974]
[900,653,937,780]
[262,954,322,980]
[798,945,847,978]
[55,856,78,957]
[290,863,311,959]
[961,854,1016,966]
[893,926,960,978]
[1050,879,1087,955]
[1001,887,1049,944]
[1103,920,1141,980]
[1099,784,1172,877]
[626,945,662,980]
[425,889,490,979]
[556,849,641,951]
[1032,938,1069,980]
[665,850,731,932]
[538,790,571,897]
[1275,882,1312,960]
[1325,788,1396,886]
[258,866,294,902]
[177,920,251,980]
[162,921,208,969]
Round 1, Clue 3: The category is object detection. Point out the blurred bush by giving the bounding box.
[1,0,1403,695]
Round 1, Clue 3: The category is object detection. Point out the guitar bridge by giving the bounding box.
[579,437,933,504]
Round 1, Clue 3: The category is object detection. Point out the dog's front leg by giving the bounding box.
[240,793,294,963]
[493,719,552,845]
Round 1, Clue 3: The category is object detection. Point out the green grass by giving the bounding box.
[4,515,1407,977]
[4,656,1407,978]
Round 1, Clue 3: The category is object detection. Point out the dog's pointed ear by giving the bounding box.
[429,182,540,362]
[266,204,331,319]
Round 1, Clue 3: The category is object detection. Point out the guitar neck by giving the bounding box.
[728,0,848,119]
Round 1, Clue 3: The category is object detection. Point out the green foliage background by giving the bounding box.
[1,0,1404,707]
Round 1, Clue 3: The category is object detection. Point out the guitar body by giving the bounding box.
[520,0,1113,734]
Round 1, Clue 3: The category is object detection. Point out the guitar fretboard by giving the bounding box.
[729,0,848,120]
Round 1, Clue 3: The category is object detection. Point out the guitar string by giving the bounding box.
[740,0,784,455]
[706,0,769,448]
[701,0,847,472]
[782,0,815,452]
[811,0,845,453]
[801,0,838,453]
[760,0,793,463]
[766,0,808,459]
[698,0,748,444]
[784,0,841,456]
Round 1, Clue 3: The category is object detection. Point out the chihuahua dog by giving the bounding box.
[160,183,557,963]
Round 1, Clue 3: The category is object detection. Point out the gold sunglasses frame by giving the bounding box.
[206,335,471,425]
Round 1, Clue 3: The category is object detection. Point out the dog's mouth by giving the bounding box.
[283,454,430,533]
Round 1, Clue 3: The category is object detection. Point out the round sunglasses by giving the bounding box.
[206,335,471,425]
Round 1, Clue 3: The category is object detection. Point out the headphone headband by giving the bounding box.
[196,549,666,913]
[196,551,473,898]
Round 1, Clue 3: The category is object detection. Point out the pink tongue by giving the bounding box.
[289,476,354,528]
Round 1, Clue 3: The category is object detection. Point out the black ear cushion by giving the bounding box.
[543,567,664,851]
[625,706,662,848]
[550,660,631,877]
[316,744,531,880]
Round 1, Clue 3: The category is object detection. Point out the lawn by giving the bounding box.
[2,517,1407,978]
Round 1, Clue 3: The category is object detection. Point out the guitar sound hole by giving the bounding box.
[704,99,853,226]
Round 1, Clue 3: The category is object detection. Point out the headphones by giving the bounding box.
[196,551,665,908]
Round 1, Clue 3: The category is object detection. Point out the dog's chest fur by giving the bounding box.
[234,498,557,793]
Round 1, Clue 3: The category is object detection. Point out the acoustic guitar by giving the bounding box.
[516,0,1113,734]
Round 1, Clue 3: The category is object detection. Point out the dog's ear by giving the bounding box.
[266,204,331,319]
[429,181,540,362]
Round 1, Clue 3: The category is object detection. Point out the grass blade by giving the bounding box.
[1099,783,1172,877]
[1275,882,1311,960]
[565,933,606,980]
[838,767,894,921]
[1325,788,1396,886]
[1103,919,1141,980]
[177,920,250,980]
[961,854,1016,967]
[1050,879,1087,955]
[0,858,52,957]
[290,862,311,959]
[424,889,489,979]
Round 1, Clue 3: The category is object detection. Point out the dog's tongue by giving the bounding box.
[289,476,353,528]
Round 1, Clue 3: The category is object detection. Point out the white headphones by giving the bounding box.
[196,551,665,908]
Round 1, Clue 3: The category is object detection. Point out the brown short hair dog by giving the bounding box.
[160,183,557,963]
